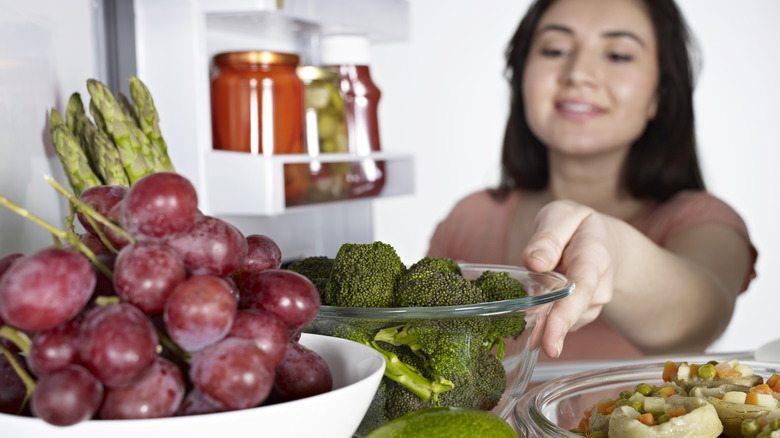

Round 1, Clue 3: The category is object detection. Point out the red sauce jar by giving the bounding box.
[210,51,305,155]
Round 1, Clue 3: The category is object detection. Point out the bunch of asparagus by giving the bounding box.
[49,76,174,196]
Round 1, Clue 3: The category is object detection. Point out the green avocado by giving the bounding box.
[364,406,517,438]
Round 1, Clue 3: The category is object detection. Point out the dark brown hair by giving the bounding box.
[496,0,705,201]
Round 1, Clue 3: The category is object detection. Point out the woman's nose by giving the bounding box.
[562,51,599,88]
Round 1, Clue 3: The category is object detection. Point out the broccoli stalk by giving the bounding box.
[367,339,453,402]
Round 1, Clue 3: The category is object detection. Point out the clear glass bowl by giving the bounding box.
[513,360,780,437]
[304,263,574,436]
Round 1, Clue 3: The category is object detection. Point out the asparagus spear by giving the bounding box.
[128,76,175,171]
[49,109,103,196]
[118,91,166,172]
[87,79,155,183]
[77,114,131,187]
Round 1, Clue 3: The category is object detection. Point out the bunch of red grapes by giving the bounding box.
[0,172,331,426]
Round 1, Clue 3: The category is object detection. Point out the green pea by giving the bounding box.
[741,419,762,437]
[568,428,587,436]
[630,400,644,413]
[656,414,672,425]
[616,398,631,408]
[635,383,653,396]
[770,418,780,431]
[697,363,716,380]
[619,390,635,399]
[588,432,607,438]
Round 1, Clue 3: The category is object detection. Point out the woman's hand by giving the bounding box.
[522,200,619,358]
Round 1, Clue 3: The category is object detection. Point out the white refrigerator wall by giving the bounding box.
[370,0,780,353]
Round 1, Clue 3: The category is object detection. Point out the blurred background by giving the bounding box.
[0,0,777,355]
[369,0,780,354]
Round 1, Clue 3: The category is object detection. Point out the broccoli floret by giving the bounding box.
[408,256,462,276]
[395,265,486,307]
[374,317,506,411]
[286,256,333,301]
[436,345,506,411]
[327,242,406,307]
[473,270,528,302]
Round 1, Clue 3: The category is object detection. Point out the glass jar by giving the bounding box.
[321,35,386,199]
[210,50,305,155]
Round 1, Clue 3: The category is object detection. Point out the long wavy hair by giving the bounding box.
[495,0,705,201]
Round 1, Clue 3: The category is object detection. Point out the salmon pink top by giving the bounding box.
[426,190,758,362]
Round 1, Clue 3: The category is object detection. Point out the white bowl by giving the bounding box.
[0,333,385,438]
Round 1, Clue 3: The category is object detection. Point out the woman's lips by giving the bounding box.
[555,100,605,121]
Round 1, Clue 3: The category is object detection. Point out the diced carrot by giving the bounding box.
[689,363,700,379]
[715,362,742,379]
[577,416,591,435]
[773,380,780,394]
[665,406,687,417]
[637,413,656,427]
[584,406,593,419]
[750,383,773,396]
[598,399,617,415]
[745,393,759,405]
[662,361,678,382]
[767,374,780,390]
[657,386,676,397]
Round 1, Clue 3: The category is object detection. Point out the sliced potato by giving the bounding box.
[608,396,722,438]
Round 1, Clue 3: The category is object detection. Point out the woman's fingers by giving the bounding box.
[523,200,594,273]
[525,200,617,358]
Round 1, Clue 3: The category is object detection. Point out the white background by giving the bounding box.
[369,0,780,354]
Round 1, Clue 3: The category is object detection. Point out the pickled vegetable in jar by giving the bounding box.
[297,66,348,154]
[210,51,304,155]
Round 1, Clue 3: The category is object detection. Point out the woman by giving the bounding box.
[427,0,757,362]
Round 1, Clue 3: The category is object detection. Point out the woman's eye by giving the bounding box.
[607,52,633,62]
[540,47,567,58]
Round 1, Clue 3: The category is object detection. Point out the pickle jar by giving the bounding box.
[297,66,348,155]
[210,50,305,155]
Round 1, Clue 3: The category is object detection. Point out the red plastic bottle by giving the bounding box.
[321,35,386,198]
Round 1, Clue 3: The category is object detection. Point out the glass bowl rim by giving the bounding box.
[514,360,780,436]
[315,263,575,319]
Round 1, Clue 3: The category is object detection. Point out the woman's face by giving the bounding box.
[522,0,659,157]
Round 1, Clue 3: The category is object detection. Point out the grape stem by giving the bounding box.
[0,338,35,414]
[0,192,114,280]
[44,175,135,246]
[0,325,32,354]
[157,328,191,363]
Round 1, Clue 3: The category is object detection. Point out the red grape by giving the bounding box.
[189,337,275,411]
[30,365,103,426]
[0,247,95,332]
[228,309,290,368]
[176,388,224,416]
[76,185,128,235]
[0,339,29,415]
[166,214,248,277]
[90,253,117,299]
[120,172,199,240]
[114,241,186,314]
[233,234,282,287]
[0,252,23,279]
[272,341,332,402]
[163,275,237,352]
[27,317,82,376]
[76,233,112,256]
[104,201,131,251]
[239,269,320,332]
[99,357,185,419]
[79,303,158,387]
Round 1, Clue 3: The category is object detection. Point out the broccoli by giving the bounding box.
[327,242,406,307]
[286,256,334,301]
[473,270,528,302]
[408,256,462,276]
[395,265,486,307]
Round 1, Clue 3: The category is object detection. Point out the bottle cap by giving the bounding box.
[320,34,371,66]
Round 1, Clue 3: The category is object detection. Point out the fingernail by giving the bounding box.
[555,339,564,358]
[530,250,549,267]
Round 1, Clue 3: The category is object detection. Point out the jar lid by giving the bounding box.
[213,51,300,66]
[296,65,339,82]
